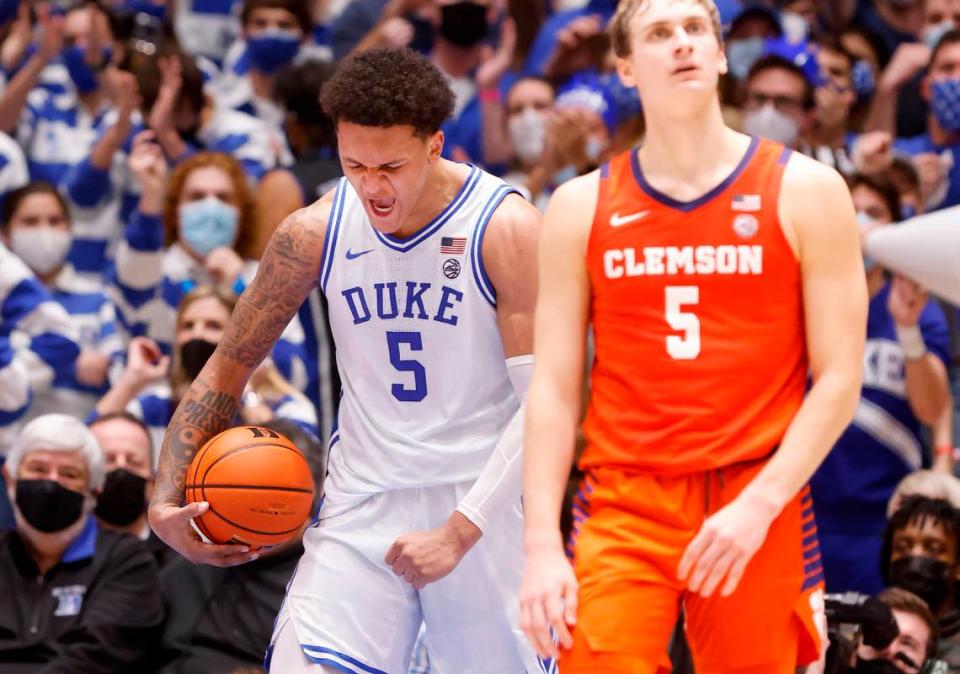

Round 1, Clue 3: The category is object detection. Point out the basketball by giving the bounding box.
[185,425,316,550]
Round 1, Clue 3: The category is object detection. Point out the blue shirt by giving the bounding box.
[811,282,951,591]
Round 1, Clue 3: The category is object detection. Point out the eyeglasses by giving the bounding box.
[744,91,805,114]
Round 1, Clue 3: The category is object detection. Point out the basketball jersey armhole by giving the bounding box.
[318,178,348,295]
[470,185,519,309]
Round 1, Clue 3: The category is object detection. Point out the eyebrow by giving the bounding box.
[341,158,406,168]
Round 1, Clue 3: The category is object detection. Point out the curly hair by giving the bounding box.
[319,47,454,136]
[162,152,256,257]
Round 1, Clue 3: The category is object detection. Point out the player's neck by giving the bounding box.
[395,160,469,239]
[638,104,742,184]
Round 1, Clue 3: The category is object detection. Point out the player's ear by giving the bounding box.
[616,56,636,88]
[427,131,444,163]
[717,40,729,77]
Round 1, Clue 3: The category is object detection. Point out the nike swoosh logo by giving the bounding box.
[610,210,650,227]
[345,248,373,260]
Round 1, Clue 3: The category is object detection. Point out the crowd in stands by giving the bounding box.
[0,0,957,671]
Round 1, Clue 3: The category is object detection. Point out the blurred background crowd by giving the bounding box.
[0,0,957,672]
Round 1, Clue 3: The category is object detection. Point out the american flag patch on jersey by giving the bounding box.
[732,194,761,211]
[440,236,467,255]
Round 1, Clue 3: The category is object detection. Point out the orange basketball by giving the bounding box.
[185,425,315,550]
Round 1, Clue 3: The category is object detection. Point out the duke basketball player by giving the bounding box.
[147,48,552,674]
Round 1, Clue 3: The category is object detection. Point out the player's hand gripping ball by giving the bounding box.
[185,425,315,551]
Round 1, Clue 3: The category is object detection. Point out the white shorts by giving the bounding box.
[266,481,547,674]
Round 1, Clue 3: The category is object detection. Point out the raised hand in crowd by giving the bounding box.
[0,1,33,72]
[204,246,246,290]
[128,130,169,215]
[914,152,952,210]
[75,350,112,388]
[477,16,518,167]
[148,55,190,161]
[852,131,894,175]
[542,14,607,82]
[95,336,170,416]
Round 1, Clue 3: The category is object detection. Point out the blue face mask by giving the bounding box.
[726,37,765,81]
[121,0,167,19]
[931,78,960,134]
[851,60,876,101]
[62,45,111,94]
[179,197,239,257]
[246,29,301,74]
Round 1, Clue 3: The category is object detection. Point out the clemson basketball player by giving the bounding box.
[519,0,868,671]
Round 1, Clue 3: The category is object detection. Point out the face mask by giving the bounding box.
[585,136,607,163]
[852,60,876,100]
[62,45,111,94]
[851,659,909,674]
[94,469,148,527]
[727,37,766,80]
[15,479,85,533]
[742,104,800,146]
[781,11,809,44]
[180,338,218,381]
[10,227,72,276]
[179,197,239,257]
[246,29,301,74]
[121,0,167,19]
[889,555,953,612]
[924,21,954,49]
[931,78,960,134]
[508,108,546,165]
[439,2,488,47]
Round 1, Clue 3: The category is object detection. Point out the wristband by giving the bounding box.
[479,87,501,104]
[895,324,927,360]
[934,445,954,457]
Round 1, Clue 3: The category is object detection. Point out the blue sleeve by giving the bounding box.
[125,211,165,252]
[920,299,952,368]
[62,157,113,208]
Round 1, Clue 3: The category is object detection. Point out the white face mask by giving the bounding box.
[10,227,72,276]
[508,107,546,166]
[742,104,801,146]
[923,20,954,49]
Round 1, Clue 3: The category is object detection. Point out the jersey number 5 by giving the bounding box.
[386,331,428,402]
[665,286,700,360]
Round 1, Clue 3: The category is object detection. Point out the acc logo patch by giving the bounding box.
[732,214,759,239]
[443,259,461,279]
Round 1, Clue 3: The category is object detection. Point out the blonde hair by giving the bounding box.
[887,469,960,516]
[170,285,238,399]
[609,0,723,57]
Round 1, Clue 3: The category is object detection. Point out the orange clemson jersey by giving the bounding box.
[582,137,808,475]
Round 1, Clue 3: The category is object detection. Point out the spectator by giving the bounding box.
[724,4,784,82]
[0,239,80,450]
[811,172,952,595]
[156,418,323,674]
[95,285,318,454]
[88,412,153,537]
[807,37,860,174]
[0,413,163,672]
[858,587,939,672]
[113,142,308,390]
[888,30,960,212]
[501,75,556,209]
[881,495,960,665]
[0,182,124,421]
[212,0,315,134]
[328,0,433,60]
[0,130,28,210]
[740,52,816,148]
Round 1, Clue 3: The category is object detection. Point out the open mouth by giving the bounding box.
[368,198,396,218]
[674,64,700,75]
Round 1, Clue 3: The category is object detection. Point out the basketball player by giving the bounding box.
[519,1,868,672]
[148,48,545,673]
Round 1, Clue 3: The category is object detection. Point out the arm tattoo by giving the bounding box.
[218,217,324,367]
[154,212,324,506]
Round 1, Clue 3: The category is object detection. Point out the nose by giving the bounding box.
[675,27,693,52]
[360,171,388,197]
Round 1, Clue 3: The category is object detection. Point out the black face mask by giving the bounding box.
[94,469,148,527]
[889,555,952,613]
[180,338,218,381]
[851,658,910,674]
[439,2,488,47]
[15,479,85,533]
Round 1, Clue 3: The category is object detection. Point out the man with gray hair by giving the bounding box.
[0,413,163,672]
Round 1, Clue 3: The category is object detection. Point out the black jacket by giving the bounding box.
[155,541,303,674]
[0,517,164,673]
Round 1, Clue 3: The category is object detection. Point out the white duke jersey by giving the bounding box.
[319,166,520,503]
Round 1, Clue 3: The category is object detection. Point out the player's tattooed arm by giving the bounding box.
[153,206,329,507]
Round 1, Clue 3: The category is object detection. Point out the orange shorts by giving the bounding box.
[562,459,826,673]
